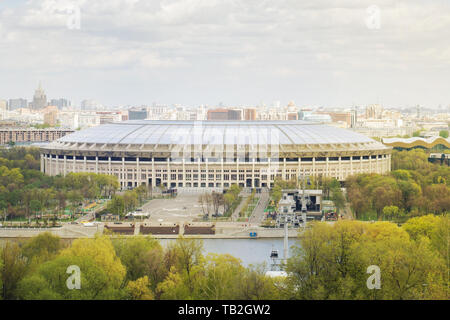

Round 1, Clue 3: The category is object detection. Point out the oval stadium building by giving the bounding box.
[40,120,391,190]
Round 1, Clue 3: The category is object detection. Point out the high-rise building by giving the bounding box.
[207,108,242,120]
[287,112,298,120]
[50,98,70,109]
[43,106,58,126]
[0,100,7,111]
[244,108,257,120]
[32,83,48,110]
[365,104,383,119]
[81,99,102,110]
[8,98,28,110]
[129,108,148,120]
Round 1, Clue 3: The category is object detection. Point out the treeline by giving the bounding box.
[347,149,450,220]
[0,147,119,220]
[0,214,447,300]
[198,184,242,218]
[106,185,149,216]
[285,214,448,300]
[0,234,277,300]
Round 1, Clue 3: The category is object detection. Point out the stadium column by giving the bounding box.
[338,156,342,180]
[122,157,125,189]
[220,157,224,188]
[182,158,185,188]
[252,157,255,188]
[63,155,67,177]
[369,155,372,173]
[95,156,98,174]
[326,157,329,177]
[197,156,201,187]
[360,156,363,173]
[83,156,87,172]
[108,157,111,175]
[40,154,44,173]
[72,155,76,173]
[312,156,316,177]
[137,157,140,186]
[167,157,170,188]
[55,155,59,175]
[350,157,353,175]
[48,155,52,176]
[283,157,286,181]
[205,157,208,187]
[236,157,239,186]
[151,157,156,188]
[388,154,391,172]
[379,155,382,174]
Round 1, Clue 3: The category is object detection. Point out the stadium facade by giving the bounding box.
[40,120,392,189]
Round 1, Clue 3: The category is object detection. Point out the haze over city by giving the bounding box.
[1,0,450,107]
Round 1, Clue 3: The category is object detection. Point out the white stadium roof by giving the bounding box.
[58,120,377,146]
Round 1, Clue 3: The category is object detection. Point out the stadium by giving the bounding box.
[40,120,392,190]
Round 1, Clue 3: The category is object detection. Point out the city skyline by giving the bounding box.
[0,0,449,108]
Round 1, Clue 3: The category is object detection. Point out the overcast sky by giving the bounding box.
[0,0,449,108]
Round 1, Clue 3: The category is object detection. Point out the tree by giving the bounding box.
[211,192,224,216]
[22,233,64,266]
[285,220,448,300]
[157,237,204,298]
[0,241,27,299]
[123,190,138,213]
[125,276,154,300]
[330,186,345,213]
[112,236,162,282]
[0,256,3,300]
[439,130,449,138]
[224,192,235,213]
[402,214,442,241]
[30,199,42,222]
[17,235,127,300]
[382,205,403,221]
[0,200,7,222]
[107,195,125,216]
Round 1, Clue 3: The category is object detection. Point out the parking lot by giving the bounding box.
[139,193,203,224]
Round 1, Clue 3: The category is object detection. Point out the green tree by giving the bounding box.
[125,276,154,300]
[112,236,162,282]
[22,233,64,266]
[0,241,27,299]
[17,235,127,300]
[439,130,449,138]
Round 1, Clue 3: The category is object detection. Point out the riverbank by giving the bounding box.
[0,223,302,239]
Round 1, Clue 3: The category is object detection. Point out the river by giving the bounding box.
[159,238,300,267]
[1,237,300,268]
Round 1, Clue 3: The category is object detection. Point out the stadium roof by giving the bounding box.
[58,120,379,146]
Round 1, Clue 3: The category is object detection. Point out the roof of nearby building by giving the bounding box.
[56,120,382,147]
[382,136,450,149]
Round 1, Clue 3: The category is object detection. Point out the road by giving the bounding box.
[139,193,203,224]
[248,189,270,224]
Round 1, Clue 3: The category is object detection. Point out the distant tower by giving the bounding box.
[32,82,47,110]
[416,105,420,119]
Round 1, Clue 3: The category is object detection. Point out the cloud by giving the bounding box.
[0,0,449,107]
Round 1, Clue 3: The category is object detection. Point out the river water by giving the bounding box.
[159,238,300,267]
[1,237,300,268]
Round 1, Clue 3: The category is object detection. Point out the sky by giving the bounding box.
[0,0,449,108]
